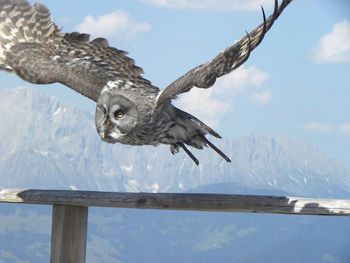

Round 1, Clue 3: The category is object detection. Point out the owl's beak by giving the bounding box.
[96,118,112,140]
[105,118,113,129]
[98,118,119,143]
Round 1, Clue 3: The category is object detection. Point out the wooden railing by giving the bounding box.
[1,189,350,263]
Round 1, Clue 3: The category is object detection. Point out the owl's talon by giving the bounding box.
[170,144,179,155]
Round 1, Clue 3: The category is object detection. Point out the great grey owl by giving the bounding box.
[0,0,293,165]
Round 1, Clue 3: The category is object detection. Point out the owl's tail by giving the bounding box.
[0,0,60,72]
[169,108,231,165]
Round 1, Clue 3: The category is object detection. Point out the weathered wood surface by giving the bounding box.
[0,189,350,216]
[50,205,88,263]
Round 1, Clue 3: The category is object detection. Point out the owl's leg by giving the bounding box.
[202,136,231,162]
[179,143,199,165]
[170,143,199,165]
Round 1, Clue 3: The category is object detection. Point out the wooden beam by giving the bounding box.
[1,189,350,216]
[50,205,88,263]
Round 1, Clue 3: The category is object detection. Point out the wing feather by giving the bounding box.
[54,32,156,101]
[0,0,156,102]
[156,0,293,107]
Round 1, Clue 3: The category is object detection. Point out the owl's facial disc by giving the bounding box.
[95,93,138,143]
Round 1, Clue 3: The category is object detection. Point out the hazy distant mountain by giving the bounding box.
[0,87,349,198]
[1,88,350,263]
[2,201,350,263]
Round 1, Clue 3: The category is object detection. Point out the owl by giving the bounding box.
[0,0,292,164]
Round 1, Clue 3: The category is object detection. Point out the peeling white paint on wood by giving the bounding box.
[1,189,350,216]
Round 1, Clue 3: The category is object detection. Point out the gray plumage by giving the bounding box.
[0,0,293,165]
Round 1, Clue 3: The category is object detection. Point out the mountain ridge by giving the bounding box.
[0,87,349,198]
[0,88,349,263]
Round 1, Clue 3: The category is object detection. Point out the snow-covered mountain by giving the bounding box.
[0,87,349,198]
[1,88,350,263]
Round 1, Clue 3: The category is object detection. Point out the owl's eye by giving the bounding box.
[114,109,124,119]
[100,106,107,114]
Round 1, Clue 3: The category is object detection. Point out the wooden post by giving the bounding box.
[50,205,88,263]
[1,189,350,263]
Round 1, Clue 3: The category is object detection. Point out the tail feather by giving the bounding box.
[174,108,221,139]
[0,0,60,71]
[171,107,231,164]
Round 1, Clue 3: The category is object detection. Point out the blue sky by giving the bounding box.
[1,0,349,164]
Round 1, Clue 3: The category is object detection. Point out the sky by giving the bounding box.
[0,0,349,164]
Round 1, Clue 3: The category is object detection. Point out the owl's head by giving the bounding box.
[95,91,139,143]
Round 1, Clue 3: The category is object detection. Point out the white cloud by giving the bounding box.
[175,88,231,127]
[303,122,335,134]
[175,66,269,127]
[141,0,273,11]
[303,121,350,137]
[339,123,350,137]
[249,89,272,105]
[76,10,151,40]
[311,20,350,63]
[214,66,269,95]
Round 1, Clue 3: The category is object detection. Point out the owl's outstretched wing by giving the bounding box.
[156,0,292,107]
[0,0,157,102]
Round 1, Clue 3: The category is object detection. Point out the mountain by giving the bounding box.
[0,87,350,263]
[0,87,349,197]
[1,191,350,263]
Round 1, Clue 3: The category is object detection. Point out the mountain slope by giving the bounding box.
[1,88,350,263]
[0,87,349,197]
